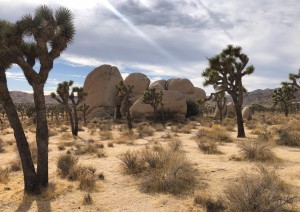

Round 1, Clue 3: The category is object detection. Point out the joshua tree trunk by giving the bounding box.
[32,83,49,188]
[0,71,40,194]
[284,103,289,117]
[232,96,245,138]
[66,107,76,136]
[72,104,79,136]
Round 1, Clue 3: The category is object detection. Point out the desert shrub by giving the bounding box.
[97,149,106,158]
[119,150,142,173]
[68,165,95,181]
[83,193,93,205]
[195,128,209,139]
[0,139,5,153]
[57,154,78,178]
[79,171,97,191]
[223,166,297,211]
[210,126,232,143]
[140,150,197,195]
[257,131,273,142]
[141,148,161,168]
[186,100,199,118]
[10,160,22,172]
[98,121,112,131]
[238,140,276,162]
[29,142,38,164]
[197,140,221,154]
[0,167,9,183]
[154,123,165,131]
[75,143,101,155]
[275,129,300,147]
[178,125,193,134]
[136,123,154,138]
[167,138,182,151]
[98,172,105,180]
[245,119,257,130]
[194,193,225,212]
[59,126,69,133]
[99,130,113,140]
[170,125,180,133]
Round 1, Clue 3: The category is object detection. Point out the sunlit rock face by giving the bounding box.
[83,64,122,120]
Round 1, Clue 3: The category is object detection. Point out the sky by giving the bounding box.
[1,0,300,95]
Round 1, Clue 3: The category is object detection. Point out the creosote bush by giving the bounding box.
[275,128,300,147]
[238,140,276,162]
[223,166,297,211]
[119,146,198,195]
[136,123,154,138]
[57,154,78,178]
[197,140,222,154]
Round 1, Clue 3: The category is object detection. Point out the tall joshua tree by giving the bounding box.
[202,45,254,137]
[0,5,75,190]
[116,81,134,130]
[272,83,296,117]
[78,103,89,125]
[141,88,163,123]
[51,81,86,136]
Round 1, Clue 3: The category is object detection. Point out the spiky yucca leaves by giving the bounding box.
[141,88,163,123]
[78,103,89,124]
[272,83,296,117]
[51,80,86,136]
[289,68,300,89]
[116,81,134,130]
[202,45,254,138]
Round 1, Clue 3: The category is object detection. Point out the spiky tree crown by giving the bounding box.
[273,83,297,106]
[141,88,163,110]
[202,44,254,93]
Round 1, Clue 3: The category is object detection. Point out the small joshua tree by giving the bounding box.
[78,103,89,124]
[289,68,300,89]
[211,91,227,122]
[51,81,86,136]
[272,83,296,117]
[141,88,163,123]
[116,81,133,130]
[202,45,254,138]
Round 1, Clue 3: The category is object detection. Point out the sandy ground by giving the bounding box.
[0,118,299,212]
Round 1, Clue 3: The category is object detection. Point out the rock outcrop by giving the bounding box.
[83,64,122,120]
[124,73,150,102]
[130,90,187,120]
[242,107,252,120]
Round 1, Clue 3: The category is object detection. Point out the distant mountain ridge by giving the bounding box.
[7,88,300,107]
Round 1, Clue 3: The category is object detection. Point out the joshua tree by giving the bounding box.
[141,88,163,123]
[202,45,254,137]
[78,103,89,124]
[272,83,296,117]
[116,81,133,130]
[0,5,75,191]
[212,91,227,121]
[51,81,86,136]
[289,69,300,89]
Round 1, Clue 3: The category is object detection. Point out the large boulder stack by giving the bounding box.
[149,79,167,91]
[130,90,187,120]
[167,78,195,101]
[242,107,252,120]
[124,73,150,102]
[83,64,122,120]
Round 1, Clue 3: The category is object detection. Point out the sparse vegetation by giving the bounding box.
[223,166,297,211]
[0,167,9,184]
[57,154,78,178]
[238,140,276,162]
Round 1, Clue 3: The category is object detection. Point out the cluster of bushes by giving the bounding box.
[119,142,198,195]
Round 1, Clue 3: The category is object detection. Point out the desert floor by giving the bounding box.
[0,114,299,212]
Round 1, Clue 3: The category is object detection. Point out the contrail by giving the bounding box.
[102,0,175,61]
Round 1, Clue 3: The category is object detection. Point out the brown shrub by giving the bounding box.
[10,160,22,172]
[0,167,9,184]
[194,193,225,211]
[119,150,142,173]
[136,123,154,138]
[238,140,276,162]
[57,154,78,178]
[99,130,113,140]
[0,139,5,153]
[197,140,222,154]
[83,193,93,205]
[223,166,297,211]
[167,138,182,151]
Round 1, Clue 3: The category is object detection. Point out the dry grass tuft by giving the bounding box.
[167,138,182,151]
[10,159,22,172]
[99,130,113,140]
[197,140,222,154]
[194,192,225,211]
[0,139,5,153]
[178,125,193,134]
[57,154,78,178]
[136,123,154,138]
[60,132,73,140]
[0,167,10,184]
[119,150,142,173]
[107,141,114,147]
[83,193,93,205]
[238,140,276,162]
[223,165,297,211]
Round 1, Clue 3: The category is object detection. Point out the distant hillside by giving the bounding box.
[9,91,57,105]
[7,89,300,107]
